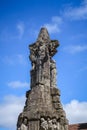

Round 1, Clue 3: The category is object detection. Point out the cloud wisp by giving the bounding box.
[44,16,63,34]
[42,0,87,34]
[63,45,87,54]
[64,0,87,20]
[64,100,87,124]
[17,22,25,39]
[7,81,29,88]
[0,97,87,129]
[0,95,25,129]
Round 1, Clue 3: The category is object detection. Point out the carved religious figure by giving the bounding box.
[18,118,28,130]
[41,118,48,130]
[29,41,49,87]
[29,43,37,70]
[29,28,59,89]
[47,118,53,130]
[50,59,57,88]
[40,118,60,130]
[52,119,59,130]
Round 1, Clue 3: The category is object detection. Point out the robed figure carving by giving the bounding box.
[29,28,59,88]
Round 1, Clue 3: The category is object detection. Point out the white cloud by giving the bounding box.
[0,95,25,129]
[52,16,63,24]
[44,16,63,34]
[8,81,29,88]
[64,0,87,20]
[0,96,87,129]
[63,45,87,54]
[17,22,25,39]
[64,100,87,124]
[44,23,59,34]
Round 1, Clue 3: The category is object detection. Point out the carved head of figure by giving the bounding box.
[41,117,45,123]
[23,118,28,125]
[38,44,46,60]
[47,117,50,122]
[49,40,59,57]
[52,118,57,124]
[17,113,24,128]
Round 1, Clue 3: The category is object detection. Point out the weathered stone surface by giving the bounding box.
[51,88,60,96]
[52,95,60,103]
[16,27,68,130]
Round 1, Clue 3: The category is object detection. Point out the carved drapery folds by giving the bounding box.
[29,28,59,88]
[17,114,28,130]
[40,117,68,130]
[29,42,50,87]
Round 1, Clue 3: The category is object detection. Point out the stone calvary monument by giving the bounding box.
[17,28,68,130]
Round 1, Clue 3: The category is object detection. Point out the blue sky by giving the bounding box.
[0,0,87,130]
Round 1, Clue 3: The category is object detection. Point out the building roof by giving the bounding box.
[69,123,87,130]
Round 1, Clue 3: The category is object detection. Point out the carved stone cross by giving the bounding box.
[17,27,68,130]
[29,28,59,88]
